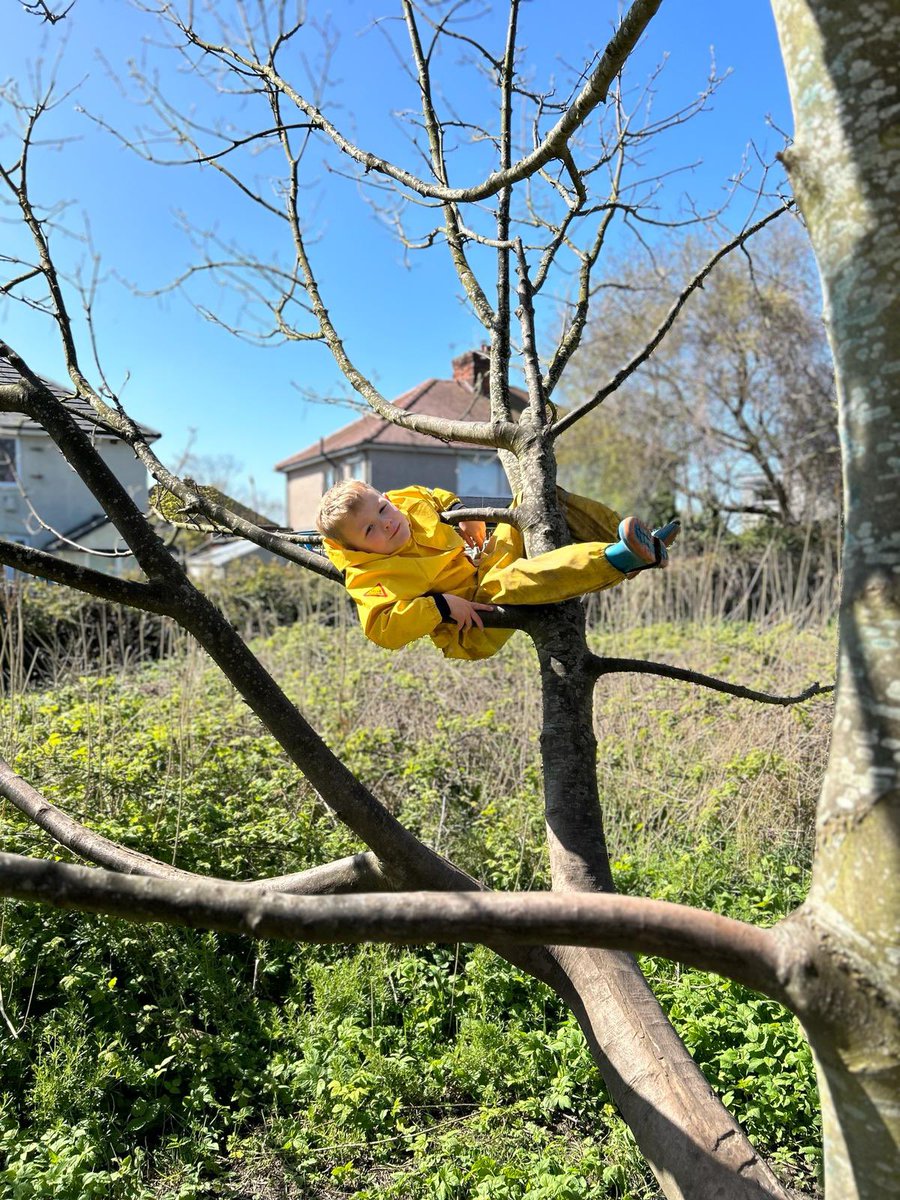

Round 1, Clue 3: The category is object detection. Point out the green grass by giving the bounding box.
[0,618,835,1198]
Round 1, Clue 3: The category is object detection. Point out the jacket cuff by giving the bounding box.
[430,592,452,622]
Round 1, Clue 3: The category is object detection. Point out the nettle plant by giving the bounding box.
[0,3,896,1198]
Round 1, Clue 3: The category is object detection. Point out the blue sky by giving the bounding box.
[1,1,793,516]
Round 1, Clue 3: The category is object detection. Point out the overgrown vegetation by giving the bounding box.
[0,607,834,1198]
[0,565,343,689]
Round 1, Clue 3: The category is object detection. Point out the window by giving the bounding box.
[457,453,507,498]
[0,437,16,485]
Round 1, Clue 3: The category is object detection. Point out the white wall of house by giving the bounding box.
[285,465,329,530]
[0,431,149,547]
[52,520,140,578]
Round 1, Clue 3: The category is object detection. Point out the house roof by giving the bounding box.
[275,363,528,474]
[0,360,161,441]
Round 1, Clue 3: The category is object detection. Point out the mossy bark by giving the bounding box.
[771,1,900,1194]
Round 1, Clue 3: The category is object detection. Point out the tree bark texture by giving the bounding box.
[771,2,900,1195]
[515,429,793,1199]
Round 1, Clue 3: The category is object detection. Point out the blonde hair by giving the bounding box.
[315,478,373,540]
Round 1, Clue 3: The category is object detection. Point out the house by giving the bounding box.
[172,491,285,581]
[184,538,284,580]
[0,361,159,577]
[734,470,839,527]
[275,347,528,529]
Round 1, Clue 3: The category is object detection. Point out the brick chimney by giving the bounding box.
[451,345,491,395]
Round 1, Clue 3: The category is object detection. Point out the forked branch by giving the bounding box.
[18,0,73,23]
[167,0,663,205]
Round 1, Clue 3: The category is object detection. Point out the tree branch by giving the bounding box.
[148,479,342,581]
[0,756,391,895]
[515,239,552,429]
[18,0,73,23]
[489,0,520,433]
[441,506,517,527]
[0,537,171,611]
[543,123,628,395]
[262,85,516,452]
[588,654,834,705]
[553,203,794,436]
[401,0,496,331]
[1,266,42,294]
[282,208,515,450]
[0,851,789,1001]
[169,0,663,205]
[259,854,393,896]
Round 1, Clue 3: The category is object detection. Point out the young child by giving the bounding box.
[316,481,679,660]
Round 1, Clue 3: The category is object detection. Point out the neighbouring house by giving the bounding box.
[184,538,283,580]
[0,361,159,577]
[734,470,841,528]
[275,347,528,530]
[180,494,285,580]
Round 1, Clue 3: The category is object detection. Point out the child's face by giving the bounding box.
[338,488,411,554]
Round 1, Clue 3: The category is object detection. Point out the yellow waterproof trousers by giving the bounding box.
[433,488,626,660]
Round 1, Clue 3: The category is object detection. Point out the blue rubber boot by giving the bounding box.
[604,517,668,574]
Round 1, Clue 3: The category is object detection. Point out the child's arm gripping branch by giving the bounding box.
[358,592,494,647]
[438,592,495,632]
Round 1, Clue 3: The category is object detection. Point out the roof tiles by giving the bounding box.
[275,375,527,472]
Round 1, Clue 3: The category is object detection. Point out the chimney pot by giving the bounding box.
[451,345,491,395]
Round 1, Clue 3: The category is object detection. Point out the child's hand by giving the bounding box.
[442,593,495,631]
[457,520,486,550]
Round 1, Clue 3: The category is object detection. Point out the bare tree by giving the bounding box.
[558,222,840,528]
[0,3,895,1198]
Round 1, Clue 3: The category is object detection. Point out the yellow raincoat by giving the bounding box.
[323,485,628,660]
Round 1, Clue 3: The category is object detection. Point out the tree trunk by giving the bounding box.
[523,462,793,1198]
[771,2,900,1195]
